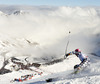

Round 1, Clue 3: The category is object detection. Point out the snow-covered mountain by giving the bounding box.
[13,10,29,15]
[0,11,7,16]
[0,5,100,84]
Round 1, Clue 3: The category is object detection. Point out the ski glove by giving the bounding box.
[64,54,69,59]
[65,53,70,58]
[66,53,69,57]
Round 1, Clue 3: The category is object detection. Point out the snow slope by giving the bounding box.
[0,6,100,84]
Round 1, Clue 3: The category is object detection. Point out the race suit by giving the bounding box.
[65,51,90,69]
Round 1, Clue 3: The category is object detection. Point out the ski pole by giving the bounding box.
[65,31,71,55]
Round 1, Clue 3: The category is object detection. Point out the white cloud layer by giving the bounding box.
[0,6,100,58]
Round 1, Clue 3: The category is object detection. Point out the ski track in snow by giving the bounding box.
[0,6,100,84]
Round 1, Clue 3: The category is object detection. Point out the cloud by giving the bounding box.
[0,6,100,58]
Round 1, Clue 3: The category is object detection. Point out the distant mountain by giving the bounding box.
[13,10,29,15]
[0,11,7,16]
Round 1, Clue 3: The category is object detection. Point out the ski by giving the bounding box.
[71,69,80,74]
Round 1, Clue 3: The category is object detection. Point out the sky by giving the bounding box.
[0,0,100,6]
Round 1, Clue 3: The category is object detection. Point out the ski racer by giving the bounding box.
[65,49,90,70]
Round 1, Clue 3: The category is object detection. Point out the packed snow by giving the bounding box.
[0,5,100,84]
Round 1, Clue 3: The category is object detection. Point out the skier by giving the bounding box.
[65,49,90,71]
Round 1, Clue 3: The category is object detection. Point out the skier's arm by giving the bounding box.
[65,51,74,58]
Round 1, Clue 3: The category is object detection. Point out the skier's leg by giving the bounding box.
[80,58,90,69]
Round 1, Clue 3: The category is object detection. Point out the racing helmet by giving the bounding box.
[75,49,81,53]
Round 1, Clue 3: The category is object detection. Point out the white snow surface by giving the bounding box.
[0,6,100,84]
